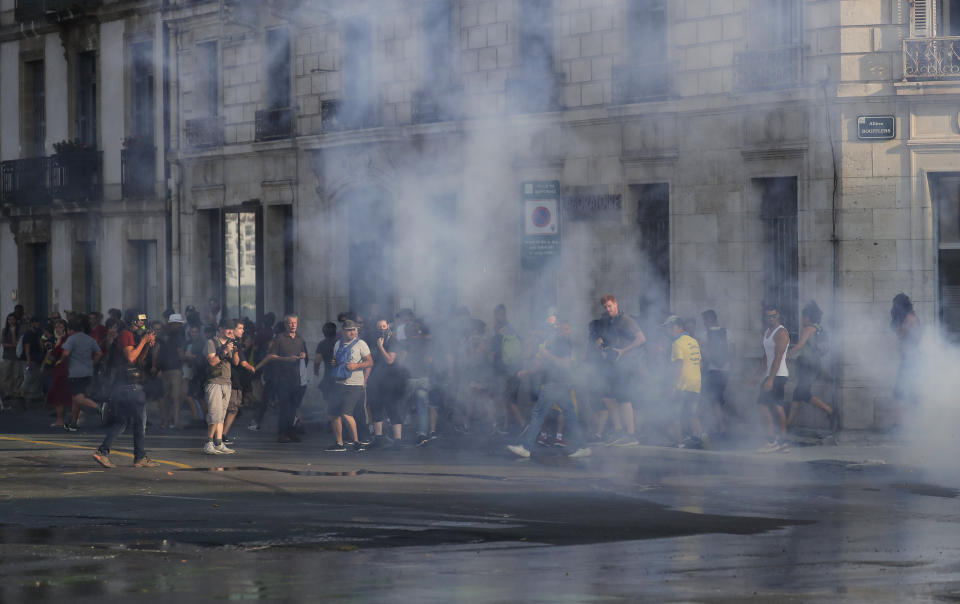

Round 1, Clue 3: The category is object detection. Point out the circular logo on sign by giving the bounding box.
[531,206,552,228]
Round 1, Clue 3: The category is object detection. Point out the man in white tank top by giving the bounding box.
[753,304,790,452]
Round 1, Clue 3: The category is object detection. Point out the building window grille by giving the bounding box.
[904,0,960,80]
[634,183,670,315]
[614,0,668,103]
[75,51,97,147]
[758,177,799,337]
[23,60,46,157]
[734,0,802,91]
[131,41,155,141]
[932,173,960,341]
[507,0,561,113]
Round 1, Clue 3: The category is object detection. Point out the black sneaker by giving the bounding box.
[416,434,429,447]
[358,437,372,446]
[353,442,367,452]
[428,431,439,441]
[324,443,347,452]
[64,423,78,432]
[222,435,235,445]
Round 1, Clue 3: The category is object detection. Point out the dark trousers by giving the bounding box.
[98,384,147,461]
[703,370,728,407]
[275,378,305,435]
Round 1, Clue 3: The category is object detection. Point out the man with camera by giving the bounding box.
[93,310,158,468]
[202,318,238,455]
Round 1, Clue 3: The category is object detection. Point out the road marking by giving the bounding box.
[0,435,193,469]
[62,470,105,475]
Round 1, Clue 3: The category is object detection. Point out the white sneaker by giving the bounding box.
[214,443,235,454]
[202,441,222,455]
[756,441,779,453]
[568,447,592,458]
[507,444,531,458]
[247,420,260,431]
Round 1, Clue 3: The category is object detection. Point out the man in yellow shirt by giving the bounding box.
[663,316,709,449]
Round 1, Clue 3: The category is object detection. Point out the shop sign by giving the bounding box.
[857,116,895,140]
[522,181,561,269]
[562,194,622,221]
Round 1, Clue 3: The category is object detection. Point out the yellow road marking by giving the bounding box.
[0,435,193,469]
[62,470,105,475]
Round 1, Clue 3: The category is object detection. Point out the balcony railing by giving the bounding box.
[505,73,564,114]
[184,116,223,148]
[255,107,295,141]
[904,37,960,81]
[121,146,156,199]
[412,86,464,124]
[734,46,803,92]
[14,0,99,22]
[612,64,670,104]
[0,150,102,205]
[320,100,379,133]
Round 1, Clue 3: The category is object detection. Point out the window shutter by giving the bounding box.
[911,0,936,37]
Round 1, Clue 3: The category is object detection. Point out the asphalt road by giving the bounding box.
[1,413,959,603]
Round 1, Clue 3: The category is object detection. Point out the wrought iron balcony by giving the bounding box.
[0,150,102,205]
[1,157,52,205]
[255,107,295,141]
[612,64,670,104]
[320,100,379,133]
[14,0,99,22]
[904,37,960,81]
[733,46,803,92]
[505,73,564,114]
[121,146,156,199]
[412,86,464,124]
[184,116,223,148]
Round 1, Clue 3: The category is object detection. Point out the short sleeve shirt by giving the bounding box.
[63,332,101,378]
[671,334,702,393]
[204,338,232,385]
[333,337,371,386]
[269,334,308,381]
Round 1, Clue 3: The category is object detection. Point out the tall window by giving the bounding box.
[519,0,554,76]
[27,242,49,320]
[75,51,97,147]
[343,16,374,126]
[73,241,98,313]
[616,0,668,102]
[423,0,454,85]
[749,0,801,49]
[223,210,260,321]
[932,172,960,341]
[131,41,155,140]
[758,177,799,336]
[132,240,158,319]
[634,184,670,316]
[912,0,960,36]
[265,28,291,109]
[195,41,218,117]
[22,59,45,156]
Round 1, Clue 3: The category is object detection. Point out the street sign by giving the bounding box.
[522,181,561,269]
[857,116,895,140]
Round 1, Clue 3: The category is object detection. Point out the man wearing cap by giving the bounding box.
[663,315,708,449]
[325,319,372,452]
[155,313,186,429]
[202,318,238,455]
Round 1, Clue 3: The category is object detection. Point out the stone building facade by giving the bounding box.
[2,0,959,430]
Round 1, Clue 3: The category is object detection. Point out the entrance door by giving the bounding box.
[347,188,394,316]
[932,173,960,341]
[223,209,262,321]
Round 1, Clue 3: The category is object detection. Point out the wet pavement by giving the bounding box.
[1,412,960,602]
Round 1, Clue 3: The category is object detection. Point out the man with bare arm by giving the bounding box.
[754,304,791,452]
[594,295,644,446]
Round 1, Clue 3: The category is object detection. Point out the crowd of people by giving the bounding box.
[3,287,901,466]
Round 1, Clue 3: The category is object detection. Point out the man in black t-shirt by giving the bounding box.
[20,316,44,402]
[256,314,307,443]
[593,295,645,447]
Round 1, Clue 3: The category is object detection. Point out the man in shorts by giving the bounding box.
[325,320,372,452]
[60,320,104,430]
[753,304,790,452]
[594,295,645,446]
[663,316,708,449]
[203,319,237,455]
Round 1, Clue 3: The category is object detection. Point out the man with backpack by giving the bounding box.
[787,301,835,430]
[700,309,732,435]
[491,304,525,434]
[324,319,372,452]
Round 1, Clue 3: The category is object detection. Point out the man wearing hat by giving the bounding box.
[663,315,708,449]
[325,319,372,452]
[156,313,187,429]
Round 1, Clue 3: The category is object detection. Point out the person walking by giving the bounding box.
[754,304,790,452]
[786,301,835,430]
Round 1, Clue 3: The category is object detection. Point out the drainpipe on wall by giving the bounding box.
[822,81,844,432]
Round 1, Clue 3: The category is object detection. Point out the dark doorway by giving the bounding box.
[634,183,670,323]
[347,189,394,315]
[757,177,799,337]
[932,172,960,341]
[29,243,49,320]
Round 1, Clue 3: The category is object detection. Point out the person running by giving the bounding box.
[662,315,708,449]
[60,320,104,431]
[594,295,644,446]
[508,318,591,459]
[754,304,790,452]
[786,301,835,430]
[324,320,372,452]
